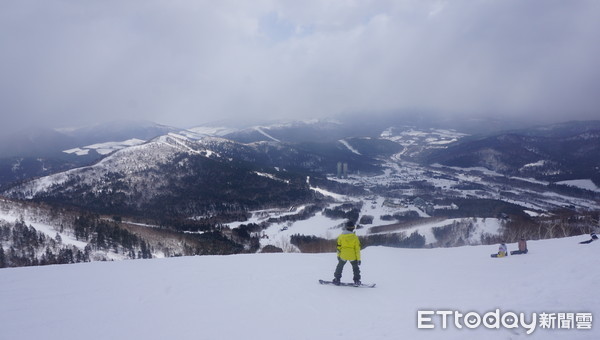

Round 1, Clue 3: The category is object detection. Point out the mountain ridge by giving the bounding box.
[421,124,600,184]
[1,117,599,268]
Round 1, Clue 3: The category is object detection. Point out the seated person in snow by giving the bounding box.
[491,241,508,258]
[579,232,598,244]
[510,238,528,255]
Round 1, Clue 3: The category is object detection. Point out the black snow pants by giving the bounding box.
[334,257,361,282]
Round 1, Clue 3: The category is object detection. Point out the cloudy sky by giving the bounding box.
[1,0,599,130]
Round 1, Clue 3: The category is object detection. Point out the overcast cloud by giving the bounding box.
[1,0,599,130]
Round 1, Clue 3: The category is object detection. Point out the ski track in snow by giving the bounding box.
[255,127,281,142]
[339,139,361,155]
[0,236,598,340]
[557,179,600,192]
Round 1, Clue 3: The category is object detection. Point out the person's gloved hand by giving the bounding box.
[357,260,361,266]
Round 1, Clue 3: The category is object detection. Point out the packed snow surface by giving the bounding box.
[1,236,598,340]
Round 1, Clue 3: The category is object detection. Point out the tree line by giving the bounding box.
[0,215,153,268]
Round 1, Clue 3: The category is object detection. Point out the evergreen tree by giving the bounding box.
[0,246,5,268]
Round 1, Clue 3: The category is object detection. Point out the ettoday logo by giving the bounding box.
[417,309,593,335]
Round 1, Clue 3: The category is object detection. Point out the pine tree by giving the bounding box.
[0,246,6,268]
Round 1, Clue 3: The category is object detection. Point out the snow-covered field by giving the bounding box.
[1,236,597,340]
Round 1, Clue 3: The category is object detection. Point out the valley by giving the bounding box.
[1,118,599,268]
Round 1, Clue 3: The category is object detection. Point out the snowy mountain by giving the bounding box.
[0,120,181,189]
[2,117,599,269]
[4,133,324,219]
[218,115,478,145]
[422,121,600,183]
[380,126,468,159]
[1,235,597,340]
[221,119,356,143]
[57,120,179,145]
[62,138,147,156]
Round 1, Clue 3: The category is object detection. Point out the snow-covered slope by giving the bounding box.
[228,196,505,251]
[381,126,467,158]
[5,130,346,202]
[6,133,251,200]
[7,133,201,199]
[557,179,600,193]
[4,133,325,220]
[1,236,597,340]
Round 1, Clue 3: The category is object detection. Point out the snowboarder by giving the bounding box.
[510,238,528,255]
[491,241,508,258]
[579,232,598,244]
[332,221,361,286]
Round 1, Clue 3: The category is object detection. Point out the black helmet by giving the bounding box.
[345,220,356,230]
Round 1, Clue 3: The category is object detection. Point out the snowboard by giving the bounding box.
[319,279,376,288]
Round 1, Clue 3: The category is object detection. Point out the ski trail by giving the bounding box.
[339,139,361,155]
[255,127,281,142]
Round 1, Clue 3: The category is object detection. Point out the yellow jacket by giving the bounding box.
[337,230,361,261]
